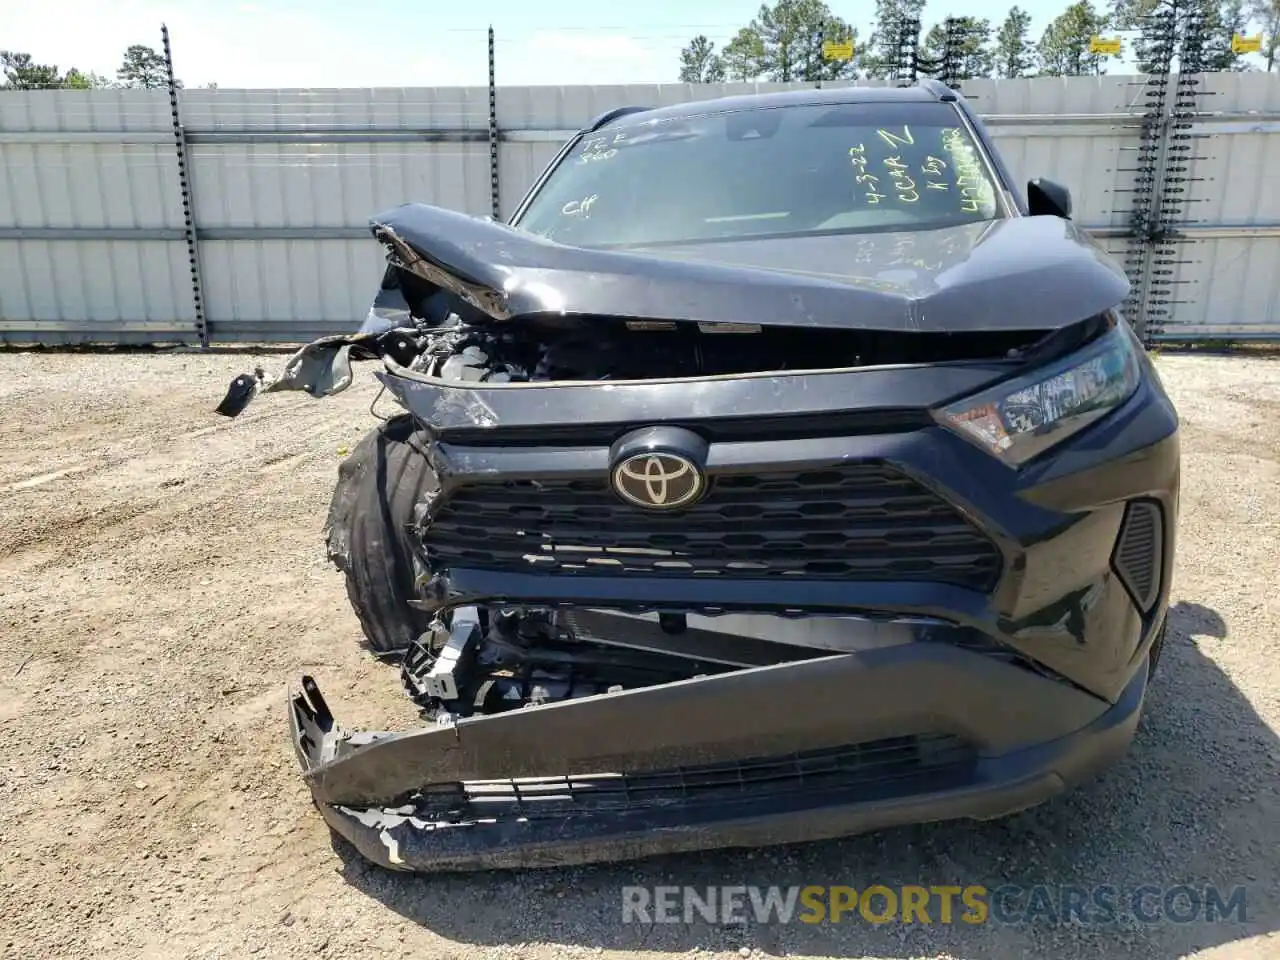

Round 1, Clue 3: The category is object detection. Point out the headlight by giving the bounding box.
[934,322,1142,466]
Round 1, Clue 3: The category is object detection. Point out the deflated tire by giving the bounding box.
[324,414,438,657]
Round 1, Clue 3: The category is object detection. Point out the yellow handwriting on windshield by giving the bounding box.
[883,156,919,203]
[941,128,988,213]
[849,144,886,204]
[876,126,914,149]
[921,154,950,192]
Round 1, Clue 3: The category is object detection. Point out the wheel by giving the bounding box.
[324,414,437,657]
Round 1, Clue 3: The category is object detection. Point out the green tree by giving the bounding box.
[713,0,865,82]
[1106,0,1148,28]
[1202,0,1253,70]
[994,6,1036,76]
[116,44,171,88]
[1,51,62,88]
[1037,1,1116,75]
[0,52,105,90]
[62,68,112,89]
[921,16,995,79]
[721,27,769,79]
[1106,0,1165,70]
[866,0,927,77]
[1249,0,1280,70]
[678,35,727,82]
[1110,0,1254,71]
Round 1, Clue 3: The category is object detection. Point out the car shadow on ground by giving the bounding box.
[332,601,1277,959]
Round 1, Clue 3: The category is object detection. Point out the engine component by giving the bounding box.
[410,607,482,701]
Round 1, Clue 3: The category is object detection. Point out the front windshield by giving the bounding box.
[514,100,1004,249]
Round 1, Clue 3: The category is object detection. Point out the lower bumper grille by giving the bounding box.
[424,462,1003,591]
[406,734,978,823]
[1112,499,1164,612]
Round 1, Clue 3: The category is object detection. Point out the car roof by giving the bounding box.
[590,83,955,132]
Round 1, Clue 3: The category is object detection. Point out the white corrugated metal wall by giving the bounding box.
[0,89,195,342]
[1,75,1278,344]
[1154,71,1280,337]
[178,88,495,340]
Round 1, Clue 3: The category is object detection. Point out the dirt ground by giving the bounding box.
[0,349,1277,960]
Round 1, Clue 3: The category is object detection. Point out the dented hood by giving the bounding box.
[370,203,1129,333]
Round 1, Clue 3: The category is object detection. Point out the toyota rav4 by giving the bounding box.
[217,79,1180,874]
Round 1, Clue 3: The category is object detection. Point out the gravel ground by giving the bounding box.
[0,349,1277,960]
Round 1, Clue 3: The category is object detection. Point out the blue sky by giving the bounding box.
[0,0,1198,87]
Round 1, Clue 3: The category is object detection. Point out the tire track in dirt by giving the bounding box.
[3,464,90,492]
[0,406,354,571]
[0,376,320,488]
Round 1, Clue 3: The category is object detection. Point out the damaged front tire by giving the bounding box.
[325,414,437,658]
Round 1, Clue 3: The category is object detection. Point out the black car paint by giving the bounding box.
[287,84,1180,874]
[371,88,1116,336]
[376,358,1019,434]
[372,205,1127,335]
[292,649,1150,872]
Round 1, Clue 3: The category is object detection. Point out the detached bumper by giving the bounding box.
[291,640,1148,874]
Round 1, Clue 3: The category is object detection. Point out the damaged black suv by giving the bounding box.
[219,80,1179,873]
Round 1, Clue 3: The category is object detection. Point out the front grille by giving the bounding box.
[423,462,1003,591]
[407,734,977,823]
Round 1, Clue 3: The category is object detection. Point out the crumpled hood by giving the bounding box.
[370,203,1129,333]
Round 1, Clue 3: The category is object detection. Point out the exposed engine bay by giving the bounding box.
[353,245,1070,383]
[389,280,1056,384]
[406,317,1048,383]
[215,259,1074,420]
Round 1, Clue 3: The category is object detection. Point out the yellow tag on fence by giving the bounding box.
[1232,34,1262,54]
[822,41,854,61]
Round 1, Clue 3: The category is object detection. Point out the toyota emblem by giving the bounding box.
[611,452,705,510]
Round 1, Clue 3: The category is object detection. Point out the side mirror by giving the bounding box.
[1027,178,1072,219]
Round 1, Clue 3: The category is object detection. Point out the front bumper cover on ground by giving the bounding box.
[290,626,1149,874]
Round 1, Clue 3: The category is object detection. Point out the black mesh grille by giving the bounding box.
[1113,499,1163,612]
[408,734,977,822]
[424,463,1003,591]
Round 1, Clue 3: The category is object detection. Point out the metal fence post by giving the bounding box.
[884,16,921,86]
[161,23,208,347]
[816,28,824,89]
[1122,2,1177,345]
[1153,0,1217,343]
[488,26,501,221]
[1122,0,1216,346]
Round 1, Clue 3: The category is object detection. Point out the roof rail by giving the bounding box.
[586,105,651,132]
[916,78,958,103]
